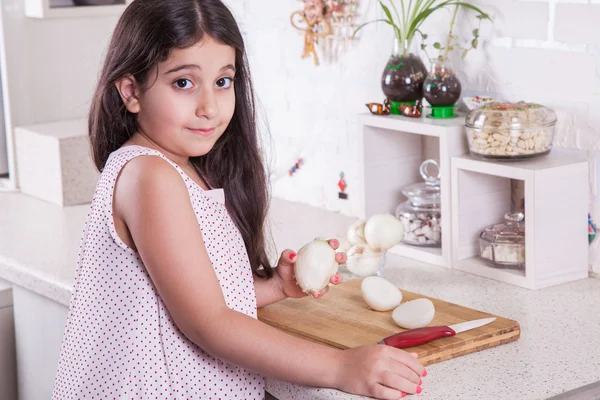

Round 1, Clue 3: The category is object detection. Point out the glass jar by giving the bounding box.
[479,212,526,270]
[381,38,428,112]
[465,101,557,160]
[395,160,441,247]
[423,57,462,108]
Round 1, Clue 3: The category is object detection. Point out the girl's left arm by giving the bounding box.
[254,241,345,308]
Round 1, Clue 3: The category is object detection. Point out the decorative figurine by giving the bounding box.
[291,0,358,66]
[399,99,423,118]
[366,99,391,115]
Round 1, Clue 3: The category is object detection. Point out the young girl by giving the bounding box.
[52,0,425,399]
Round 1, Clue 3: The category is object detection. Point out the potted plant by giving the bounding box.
[355,0,490,115]
[422,4,491,118]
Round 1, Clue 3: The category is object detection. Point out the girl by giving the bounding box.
[52,0,425,399]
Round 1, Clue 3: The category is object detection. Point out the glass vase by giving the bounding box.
[423,57,462,113]
[381,38,428,113]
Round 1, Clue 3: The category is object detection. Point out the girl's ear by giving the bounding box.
[115,75,141,113]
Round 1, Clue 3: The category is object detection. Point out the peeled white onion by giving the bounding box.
[392,298,436,329]
[364,213,404,252]
[346,244,382,276]
[347,220,367,246]
[294,239,339,296]
[361,276,402,311]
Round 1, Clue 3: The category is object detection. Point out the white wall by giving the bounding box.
[1,0,598,269]
[235,1,600,218]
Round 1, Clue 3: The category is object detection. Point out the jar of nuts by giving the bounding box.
[395,160,441,247]
[465,101,557,160]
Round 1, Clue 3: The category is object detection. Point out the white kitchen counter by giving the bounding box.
[0,191,599,400]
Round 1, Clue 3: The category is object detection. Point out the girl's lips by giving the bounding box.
[188,127,215,137]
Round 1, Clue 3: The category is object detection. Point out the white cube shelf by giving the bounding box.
[358,112,468,267]
[14,119,99,206]
[451,149,589,290]
[25,0,132,19]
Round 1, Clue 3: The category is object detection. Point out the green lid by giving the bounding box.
[427,105,458,119]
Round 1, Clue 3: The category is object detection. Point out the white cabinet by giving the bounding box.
[451,150,589,289]
[358,113,468,267]
[12,286,68,400]
[25,0,133,19]
[0,280,17,400]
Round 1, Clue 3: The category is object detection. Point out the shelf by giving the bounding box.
[388,243,445,267]
[25,0,132,19]
[358,112,469,268]
[451,148,589,290]
[454,257,531,289]
[359,112,466,138]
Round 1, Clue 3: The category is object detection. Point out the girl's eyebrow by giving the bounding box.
[165,64,236,74]
[166,64,200,74]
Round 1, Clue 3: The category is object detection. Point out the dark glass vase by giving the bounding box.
[423,58,462,107]
[381,39,428,107]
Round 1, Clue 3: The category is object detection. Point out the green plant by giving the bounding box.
[354,0,491,57]
[427,4,491,62]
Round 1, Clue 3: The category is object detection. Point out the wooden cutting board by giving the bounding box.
[257,278,520,366]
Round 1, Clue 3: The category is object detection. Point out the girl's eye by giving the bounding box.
[174,79,193,90]
[216,77,233,89]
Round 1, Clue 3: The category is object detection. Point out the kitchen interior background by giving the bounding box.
[0,0,599,271]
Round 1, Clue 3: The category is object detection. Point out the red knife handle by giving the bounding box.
[379,326,456,349]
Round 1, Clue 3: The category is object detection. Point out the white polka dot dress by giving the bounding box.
[52,145,265,399]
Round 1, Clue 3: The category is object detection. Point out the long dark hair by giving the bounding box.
[89,0,273,279]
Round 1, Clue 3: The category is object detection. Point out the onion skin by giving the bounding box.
[346,244,382,276]
[347,220,367,246]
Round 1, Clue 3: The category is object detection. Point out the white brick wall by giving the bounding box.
[555,4,600,45]
[1,0,597,270]
[234,0,600,271]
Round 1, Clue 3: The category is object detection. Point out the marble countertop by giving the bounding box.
[1,191,599,400]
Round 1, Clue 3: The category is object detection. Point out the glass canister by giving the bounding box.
[479,212,526,269]
[465,101,557,160]
[395,160,441,247]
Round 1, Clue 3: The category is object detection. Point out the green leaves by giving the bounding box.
[354,0,491,57]
[379,1,403,42]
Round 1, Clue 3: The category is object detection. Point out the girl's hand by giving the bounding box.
[275,239,346,299]
[335,345,426,399]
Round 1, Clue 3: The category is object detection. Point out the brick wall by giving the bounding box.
[231,0,599,271]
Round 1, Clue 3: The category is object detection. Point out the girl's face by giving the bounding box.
[122,36,236,159]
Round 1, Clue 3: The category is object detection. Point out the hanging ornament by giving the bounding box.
[338,171,348,199]
[291,0,359,66]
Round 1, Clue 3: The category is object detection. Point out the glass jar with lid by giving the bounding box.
[479,212,526,269]
[395,159,441,247]
[465,101,557,160]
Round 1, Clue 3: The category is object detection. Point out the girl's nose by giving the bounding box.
[196,89,219,120]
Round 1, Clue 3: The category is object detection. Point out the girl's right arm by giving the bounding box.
[114,156,425,400]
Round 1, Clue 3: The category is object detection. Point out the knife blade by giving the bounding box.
[378,317,496,349]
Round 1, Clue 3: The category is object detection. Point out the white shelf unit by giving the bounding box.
[451,149,589,290]
[25,0,132,19]
[358,112,468,268]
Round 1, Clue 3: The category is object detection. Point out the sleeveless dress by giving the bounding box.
[52,145,265,399]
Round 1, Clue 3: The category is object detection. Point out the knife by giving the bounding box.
[379,317,497,349]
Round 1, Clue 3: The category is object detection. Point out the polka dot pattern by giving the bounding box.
[52,145,265,399]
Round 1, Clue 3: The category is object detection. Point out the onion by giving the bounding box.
[294,239,339,296]
[346,244,382,276]
[347,219,367,246]
[364,213,404,252]
[392,298,436,329]
[361,276,402,311]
